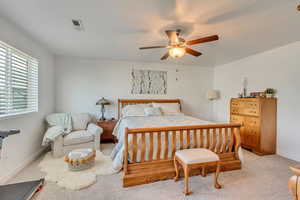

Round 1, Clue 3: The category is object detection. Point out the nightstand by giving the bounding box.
[97,120,117,143]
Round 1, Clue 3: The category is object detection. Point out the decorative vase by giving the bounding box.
[266,94,273,98]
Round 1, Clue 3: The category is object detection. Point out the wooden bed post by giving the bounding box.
[233,127,241,160]
[123,128,129,175]
[118,99,121,119]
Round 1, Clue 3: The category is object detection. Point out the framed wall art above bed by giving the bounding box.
[131,69,167,95]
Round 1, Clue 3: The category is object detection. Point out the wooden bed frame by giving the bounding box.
[118,99,242,187]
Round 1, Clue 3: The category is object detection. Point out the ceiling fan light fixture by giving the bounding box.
[169,47,185,58]
[139,30,218,60]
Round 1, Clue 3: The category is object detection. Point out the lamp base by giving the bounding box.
[99,105,106,121]
[99,117,106,121]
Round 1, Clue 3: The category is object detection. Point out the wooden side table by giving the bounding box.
[97,120,117,143]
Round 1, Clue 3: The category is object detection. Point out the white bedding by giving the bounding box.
[110,115,243,171]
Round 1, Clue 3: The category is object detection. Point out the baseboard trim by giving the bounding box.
[0,147,47,184]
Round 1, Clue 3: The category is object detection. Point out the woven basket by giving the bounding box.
[65,149,96,171]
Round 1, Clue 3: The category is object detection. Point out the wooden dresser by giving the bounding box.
[230,98,277,155]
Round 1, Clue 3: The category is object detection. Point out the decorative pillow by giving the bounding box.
[152,103,181,115]
[122,104,151,117]
[144,107,162,116]
[71,113,91,131]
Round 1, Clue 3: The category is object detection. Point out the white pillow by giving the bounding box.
[144,107,162,116]
[152,103,181,115]
[71,113,91,130]
[122,104,151,117]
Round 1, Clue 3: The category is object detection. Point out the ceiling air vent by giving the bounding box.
[72,19,84,31]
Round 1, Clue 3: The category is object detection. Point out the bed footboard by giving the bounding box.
[123,123,241,187]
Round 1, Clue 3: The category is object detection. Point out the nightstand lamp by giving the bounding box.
[96,97,111,121]
[207,89,220,101]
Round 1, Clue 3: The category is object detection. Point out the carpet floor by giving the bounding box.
[8,144,299,200]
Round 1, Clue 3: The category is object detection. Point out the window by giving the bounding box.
[0,41,38,119]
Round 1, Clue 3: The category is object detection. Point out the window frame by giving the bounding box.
[0,40,39,120]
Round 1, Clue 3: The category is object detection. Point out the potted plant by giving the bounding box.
[264,88,276,98]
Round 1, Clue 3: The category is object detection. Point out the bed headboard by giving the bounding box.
[118,99,181,119]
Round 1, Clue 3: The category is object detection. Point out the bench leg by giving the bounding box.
[184,166,192,195]
[214,162,222,189]
[174,157,179,182]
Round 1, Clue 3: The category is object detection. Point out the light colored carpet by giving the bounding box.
[9,144,299,200]
[38,150,117,190]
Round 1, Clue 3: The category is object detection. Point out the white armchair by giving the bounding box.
[46,113,103,157]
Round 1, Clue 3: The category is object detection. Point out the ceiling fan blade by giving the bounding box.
[165,30,179,44]
[186,35,219,46]
[139,45,168,50]
[160,52,169,60]
[185,48,202,57]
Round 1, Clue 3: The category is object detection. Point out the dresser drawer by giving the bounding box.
[243,101,260,116]
[244,117,260,135]
[230,114,244,124]
[244,123,259,136]
[231,100,243,114]
[98,121,115,130]
[242,133,258,148]
[243,116,259,148]
[245,116,260,127]
[231,99,240,107]
[231,107,240,114]
[100,124,114,131]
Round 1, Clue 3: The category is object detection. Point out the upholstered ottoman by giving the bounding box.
[174,148,222,195]
[65,148,96,171]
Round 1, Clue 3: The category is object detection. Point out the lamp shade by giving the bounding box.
[96,97,110,105]
[207,90,219,100]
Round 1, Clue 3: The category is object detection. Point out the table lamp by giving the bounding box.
[207,89,220,101]
[96,97,110,121]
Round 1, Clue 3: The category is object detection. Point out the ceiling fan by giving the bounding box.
[139,29,219,60]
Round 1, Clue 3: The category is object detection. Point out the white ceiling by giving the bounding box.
[0,0,299,66]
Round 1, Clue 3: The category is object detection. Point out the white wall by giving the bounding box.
[213,41,300,162]
[55,57,214,120]
[0,16,55,183]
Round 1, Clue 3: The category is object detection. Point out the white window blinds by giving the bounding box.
[0,41,38,119]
